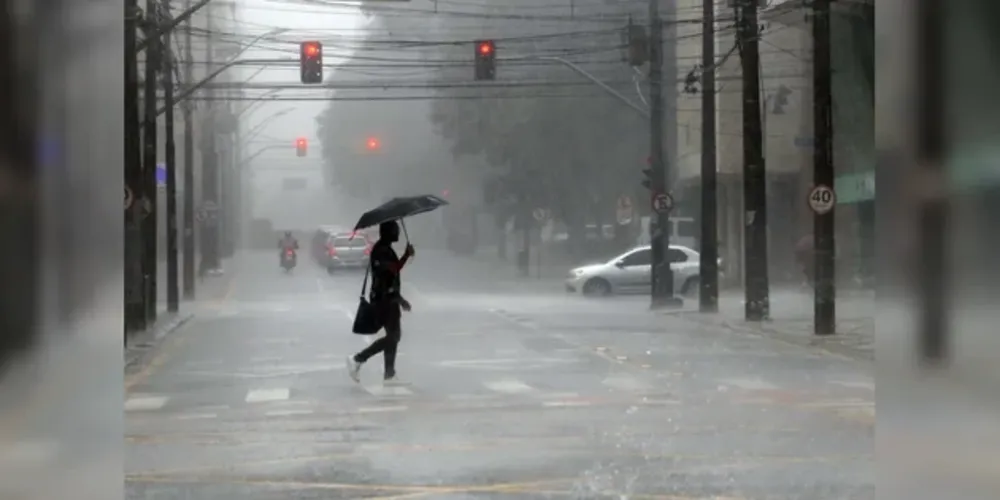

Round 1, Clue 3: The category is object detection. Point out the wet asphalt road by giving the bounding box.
[125,250,874,499]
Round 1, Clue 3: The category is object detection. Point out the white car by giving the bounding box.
[565,245,702,297]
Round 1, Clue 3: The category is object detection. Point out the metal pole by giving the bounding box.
[699,0,719,313]
[915,0,947,364]
[125,0,147,335]
[200,5,220,275]
[164,22,180,313]
[739,0,769,321]
[813,0,835,334]
[648,0,679,308]
[142,0,160,323]
[182,0,196,299]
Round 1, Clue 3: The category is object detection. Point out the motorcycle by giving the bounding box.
[281,248,297,273]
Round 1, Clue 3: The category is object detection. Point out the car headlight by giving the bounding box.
[571,269,586,277]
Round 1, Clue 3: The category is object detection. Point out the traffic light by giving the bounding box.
[641,157,654,190]
[299,41,323,84]
[474,40,496,81]
[365,136,380,151]
[295,137,307,157]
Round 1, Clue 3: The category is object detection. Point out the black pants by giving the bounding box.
[354,304,402,377]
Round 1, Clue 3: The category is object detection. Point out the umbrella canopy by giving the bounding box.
[353,194,449,232]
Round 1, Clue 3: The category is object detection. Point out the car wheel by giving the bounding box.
[682,277,700,298]
[582,278,612,297]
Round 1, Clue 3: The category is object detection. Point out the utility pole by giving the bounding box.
[143,0,162,324]
[738,0,769,321]
[200,4,221,276]
[164,16,180,313]
[699,0,719,313]
[182,0,196,299]
[812,0,835,334]
[648,0,681,308]
[125,0,146,336]
[915,0,947,364]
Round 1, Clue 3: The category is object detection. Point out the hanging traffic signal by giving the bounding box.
[365,136,380,151]
[295,137,307,157]
[641,157,655,190]
[474,40,496,81]
[299,41,323,84]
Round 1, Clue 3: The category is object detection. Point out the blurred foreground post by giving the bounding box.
[698,0,719,313]
[812,0,836,334]
[199,5,221,275]
[915,0,948,364]
[738,0,769,321]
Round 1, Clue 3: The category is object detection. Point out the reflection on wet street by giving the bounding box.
[125,251,873,499]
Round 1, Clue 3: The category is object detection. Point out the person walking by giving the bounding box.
[346,221,414,384]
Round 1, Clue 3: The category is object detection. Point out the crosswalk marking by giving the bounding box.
[358,405,408,413]
[245,388,290,403]
[601,375,651,392]
[125,396,168,411]
[720,378,778,391]
[485,379,536,394]
[175,412,218,420]
[364,385,413,396]
[265,409,314,417]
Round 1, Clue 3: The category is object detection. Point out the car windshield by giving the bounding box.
[333,237,367,248]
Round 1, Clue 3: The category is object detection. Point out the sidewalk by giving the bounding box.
[669,288,875,361]
[127,255,237,369]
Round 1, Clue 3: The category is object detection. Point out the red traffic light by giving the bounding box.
[478,41,493,55]
[303,42,321,58]
[366,137,380,150]
[296,138,307,147]
[441,189,450,198]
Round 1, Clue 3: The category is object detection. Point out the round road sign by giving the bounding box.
[652,193,673,214]
[808,185,836,214]
[124,186,133,210]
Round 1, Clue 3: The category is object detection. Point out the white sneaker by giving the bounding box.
[345,356,361,383]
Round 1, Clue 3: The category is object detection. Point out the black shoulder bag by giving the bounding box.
[351,260,382,335]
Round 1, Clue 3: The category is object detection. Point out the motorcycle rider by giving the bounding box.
[278,231,299,265]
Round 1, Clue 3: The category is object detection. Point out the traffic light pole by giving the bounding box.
[699,0,719,313]
[125,0,146,336]
[181,0,196,299]
[648,0,681,309]
[164,25,180,313]
[812,0,836,334]
[200,4,221,276]
[738,0,770,321]
[142,0,160,324]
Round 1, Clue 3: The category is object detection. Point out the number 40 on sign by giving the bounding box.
[808,185,836,214]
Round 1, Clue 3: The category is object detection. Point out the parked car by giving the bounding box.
[564,244,704,297]
[324,232,372,273]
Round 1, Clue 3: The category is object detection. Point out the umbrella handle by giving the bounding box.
[400,219,410,243]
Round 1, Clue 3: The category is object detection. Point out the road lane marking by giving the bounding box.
[245,388,290,403]
[266,409,314,417]
[125,396,169,412]
[175,413,218,420]
[542,400,592,408]
[719,378,777,391]
[484,380,536,394]
[357,405,408,414]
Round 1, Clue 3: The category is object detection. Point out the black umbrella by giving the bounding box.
[353,194,449,241]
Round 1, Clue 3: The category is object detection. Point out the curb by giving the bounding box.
[124,312,195,370]
[667,311,874,362]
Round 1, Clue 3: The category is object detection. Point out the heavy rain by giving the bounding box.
[0,0,998,499]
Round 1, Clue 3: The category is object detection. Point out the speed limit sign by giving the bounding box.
[808,185,836,214]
